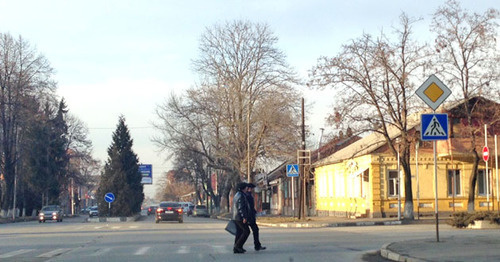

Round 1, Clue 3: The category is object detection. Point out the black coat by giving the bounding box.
[232,190,250,221]
[245,192,257,223]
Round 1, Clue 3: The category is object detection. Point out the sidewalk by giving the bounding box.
[250,215,500,262]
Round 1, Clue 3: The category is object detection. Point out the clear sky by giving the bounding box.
[0,0,495,198]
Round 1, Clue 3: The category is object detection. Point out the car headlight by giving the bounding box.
[39,213,45,216]
[52,212,57,216]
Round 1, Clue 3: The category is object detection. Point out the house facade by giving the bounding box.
[314,97,499,218]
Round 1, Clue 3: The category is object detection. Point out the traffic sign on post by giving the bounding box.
[415,75,452,111]
[421,114,449,141]
[104,192,115,203]
[483,146,489,162]
[286,164,299,177]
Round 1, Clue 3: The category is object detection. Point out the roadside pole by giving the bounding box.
[485,125,490,211]
[416,74,451,243]
[495,135,498,211]
[416,142,420,219]
[433,139,439,242]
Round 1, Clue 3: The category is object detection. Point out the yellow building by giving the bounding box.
[314,97,499,218]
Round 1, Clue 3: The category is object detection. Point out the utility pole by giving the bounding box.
[299,98,306,220]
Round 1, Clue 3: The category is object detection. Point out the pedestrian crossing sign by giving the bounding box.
[286,164,299,177]
[421,113,448,141]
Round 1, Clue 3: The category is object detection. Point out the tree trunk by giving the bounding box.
[402,149,414,220]
[468,149,480,212]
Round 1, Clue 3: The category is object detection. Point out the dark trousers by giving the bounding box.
[249,222,261,248]
[234,220,250,249]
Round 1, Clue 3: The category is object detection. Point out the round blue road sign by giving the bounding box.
[104,192,115,203]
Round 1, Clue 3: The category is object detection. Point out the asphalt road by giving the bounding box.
[0,213,459,262]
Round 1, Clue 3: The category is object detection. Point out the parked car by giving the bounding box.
[80,207,91,214]
[147,205,158,216]
[192,205,209,217]
[155,202,183,223]
[39,205,64,223]
[89,206,99,217]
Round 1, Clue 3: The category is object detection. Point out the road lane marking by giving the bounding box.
[0,249,35,258]
[37,248,72,258]
[178,246,189,254]
[134,247,150,255]
[213,245,226,253]
[90,247,112,256]
[129,226,138,229]
[111,226,120,229]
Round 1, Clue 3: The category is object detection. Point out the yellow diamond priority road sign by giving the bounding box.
[416,75,451,111]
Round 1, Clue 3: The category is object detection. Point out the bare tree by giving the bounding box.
[154,21,301,213]
[0,33,55,214]
[431,0,500,211]
[310,14,428,219]
[191,20,301,181]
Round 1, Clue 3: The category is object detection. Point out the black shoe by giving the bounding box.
[255,246,267,251]
[242,248,247,252]
[233,247,245,254]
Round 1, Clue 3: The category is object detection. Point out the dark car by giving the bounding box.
[186,204,195,216]
[155,202,183,223]
[192,205,209,217]
[39,205,64,223]
[147,205,158,216]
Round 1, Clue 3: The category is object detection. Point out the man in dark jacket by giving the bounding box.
[232,182,251,254]
[245,183,266,251]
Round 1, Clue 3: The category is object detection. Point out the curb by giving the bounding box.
[380,243,428,262]
[85,214,142,223]
[256,220,402,228]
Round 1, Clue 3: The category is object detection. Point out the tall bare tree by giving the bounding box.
[191,20,301,180]
[154,20,301,212]
[0,33,55,214]
[431,0,499,211]
[310,14,428,219]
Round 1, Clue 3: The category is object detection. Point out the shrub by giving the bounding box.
[449,211,500,228]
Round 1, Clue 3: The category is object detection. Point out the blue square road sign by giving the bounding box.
[421,114,448,141]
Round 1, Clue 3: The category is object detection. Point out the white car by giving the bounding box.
[178,202,194,213]
[89,206,99,217]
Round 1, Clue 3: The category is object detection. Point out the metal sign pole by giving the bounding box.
[495,135,499,210]
[485,125,490,210]
[434,139,439,242]
[292,177,295,216]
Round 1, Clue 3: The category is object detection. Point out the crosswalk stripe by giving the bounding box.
[212,245,226,253]
[0,249,35,258]
[178,246,189,254]
[134,247,150,255]
[90,247,112,256]
[37,248,72,258]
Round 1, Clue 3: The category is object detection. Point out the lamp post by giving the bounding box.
[318,128,324,160]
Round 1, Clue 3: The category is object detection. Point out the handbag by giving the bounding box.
[225,220,237,235]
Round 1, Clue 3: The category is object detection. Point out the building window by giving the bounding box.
[388,170,399,197]
[447,169,461,196]
[477,170,490,196]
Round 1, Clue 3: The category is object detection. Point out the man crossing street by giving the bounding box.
[245,183,266,251]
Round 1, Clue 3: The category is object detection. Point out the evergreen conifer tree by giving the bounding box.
[97,116,144,216]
